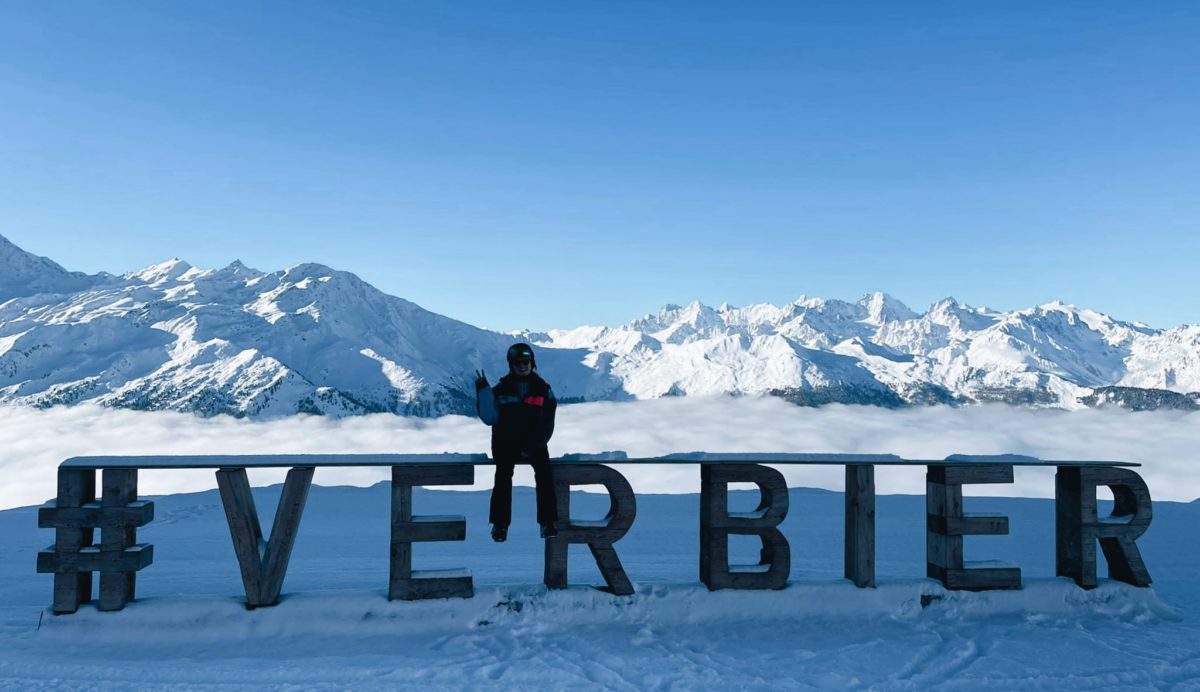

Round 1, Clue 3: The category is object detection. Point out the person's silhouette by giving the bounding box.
[475,343,558,541]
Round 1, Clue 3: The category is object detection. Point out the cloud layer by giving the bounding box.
[2,398,1198,509]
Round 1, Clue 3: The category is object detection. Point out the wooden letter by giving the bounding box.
[389,464,474,601]
[216,466,314,608]
[39,468,155,613]
[926,465,1021,591]
[700,464,790,590]
[1056,466,1152,588]
[544,464,636,595]
[844,464,875,588]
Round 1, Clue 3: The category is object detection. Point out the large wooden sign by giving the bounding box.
[37,454,1153,613]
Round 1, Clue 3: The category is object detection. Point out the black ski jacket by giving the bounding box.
[476,373,557,454]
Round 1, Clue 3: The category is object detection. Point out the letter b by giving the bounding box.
[700,464,790,590]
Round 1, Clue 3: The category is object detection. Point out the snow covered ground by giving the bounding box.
[2,399,1199,689]
[3,485,1198,689]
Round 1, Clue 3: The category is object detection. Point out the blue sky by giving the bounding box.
[2,1,1197,331]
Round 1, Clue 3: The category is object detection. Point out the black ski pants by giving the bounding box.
[489,443,557,530]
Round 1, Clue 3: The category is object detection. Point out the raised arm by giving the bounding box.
[475,370,498,426]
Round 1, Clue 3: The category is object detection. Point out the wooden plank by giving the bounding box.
[391,542,413,580]
[391,518,467,542]
[393,574,474,600]
[99,469,138,611]
[543,537,568,590]
[844,464,875,588]
[63,453,493,470]
[393,481,412,524]
[1055,466,1089,585]
[391,464,475,486]
[216,468,265,603]
[51,468,95,614]
[926,476,962,577]
[258,467,315,607]
[938,565,1022,591]
[554,526,634,542]
[942,464,1014,485]
[39,544,153,573]
[589,544,634,595]
[60,453,1139,469]
[39,501,154,529]
[928,513,1010,536]
[926,531,963,572]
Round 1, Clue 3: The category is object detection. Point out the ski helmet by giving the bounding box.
[506,342,536,370]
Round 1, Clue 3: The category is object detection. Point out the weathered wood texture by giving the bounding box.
[700,464,790,590]
[60,453,1139,469]
[42,469,95,614]
[38,502,154,529]
[544,464,636,595]
[42,454,1154,614]
[390,464,475,600]
[844,464,875,588]
[1055,466,1152,588]
[926,464,1021,591]
[37,467,155,613]
[38,546,153,573]
[99,469,138,610]
[216,466,314,608]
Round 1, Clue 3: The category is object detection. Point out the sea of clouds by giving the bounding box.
[2,397,1198,509]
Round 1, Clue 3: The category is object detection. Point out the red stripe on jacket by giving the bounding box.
[523,396,545,406]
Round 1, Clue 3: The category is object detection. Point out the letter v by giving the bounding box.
[216,467,314,608]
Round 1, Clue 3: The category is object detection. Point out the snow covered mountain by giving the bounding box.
[0,234,99,302]
[0,237,611,417]
[529,295,1200,411]
[1,234,1197,417]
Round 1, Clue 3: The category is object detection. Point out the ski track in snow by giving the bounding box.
[1,596,1196,690]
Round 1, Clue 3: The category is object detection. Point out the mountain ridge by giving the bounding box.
[1,234,1197,417]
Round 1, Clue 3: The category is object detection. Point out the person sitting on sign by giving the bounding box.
[475,343,559,542]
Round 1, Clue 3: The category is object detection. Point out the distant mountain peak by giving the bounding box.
[222,259,262,276]
[858,291,917,325]
[0,233,96,301]
[127,258,193,284]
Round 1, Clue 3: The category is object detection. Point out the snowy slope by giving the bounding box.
[1,484,1196,689]
[0,234,98,302]
[1,233,1198,418]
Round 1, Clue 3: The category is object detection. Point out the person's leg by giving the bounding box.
[530,448,558,529]
[490,454,515,536]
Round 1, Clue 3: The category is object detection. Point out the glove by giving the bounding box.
[474,369,489,391]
